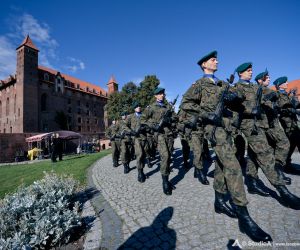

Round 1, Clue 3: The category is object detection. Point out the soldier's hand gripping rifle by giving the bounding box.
[155,95,179,132]
[208,83,230,147]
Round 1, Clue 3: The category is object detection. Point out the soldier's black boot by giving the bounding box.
[113,160,118,168]
[162,175,172,195]
[275,163,291,185]
[275,185,300,210]
[194,168,209,185]
[214,191,237,218]
[183,160,190,169]
[247,176,270,197]
[124,163,130,174]
[138,169,146,183]
[146,158,153,168]
[236,205,273,242]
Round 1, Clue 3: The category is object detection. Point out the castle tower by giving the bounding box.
[15,35,39,132]
[107,75,118,95]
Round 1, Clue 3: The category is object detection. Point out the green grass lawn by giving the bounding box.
[0,150,111,199]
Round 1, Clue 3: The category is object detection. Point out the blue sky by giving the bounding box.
[1,0,300,104]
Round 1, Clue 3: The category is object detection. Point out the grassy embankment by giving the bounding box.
[0,150,111,198]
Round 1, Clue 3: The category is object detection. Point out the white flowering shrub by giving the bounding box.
[0,172,82,249]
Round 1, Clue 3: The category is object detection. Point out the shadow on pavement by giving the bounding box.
[118,206,176,250]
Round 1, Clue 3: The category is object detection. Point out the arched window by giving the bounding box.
[0,101,2,118]
[6,97,9,116]
[41,93,47,111]
[44,73,49,81]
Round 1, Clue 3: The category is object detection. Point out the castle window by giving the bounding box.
[14,94,16,113]
[77,84,80,89]
[42,123,48,132]
[100,91,102,95]
[0,101,2,118]
[6,97,9,116]
[10,127,12,133]
[18,108,20,117]
[41,93,47,111]
[78,117,82,123]
[86,87,89,92]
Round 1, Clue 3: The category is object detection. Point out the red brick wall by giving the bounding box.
[0,133,38,163]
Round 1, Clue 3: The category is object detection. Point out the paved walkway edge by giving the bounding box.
[84,155,123,250]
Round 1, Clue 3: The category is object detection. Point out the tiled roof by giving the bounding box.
[16,35,39,51]
[38,65,107,96]
[270,79,300,95]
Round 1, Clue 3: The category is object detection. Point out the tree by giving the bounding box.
[136,75,160,108]
[105,75,161,120]
[105,92,123,120]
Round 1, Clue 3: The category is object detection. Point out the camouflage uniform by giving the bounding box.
[277,90,300,165]
[179,84,205,173]
[141,101,177,176]
[105,122,121,167]
[118,118,132,166]
[181,77,248,206]
[234,81,285,186]
[177,109,192,168]
[128,113,147,170]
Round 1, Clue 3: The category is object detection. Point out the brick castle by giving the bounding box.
[0,35,118,134]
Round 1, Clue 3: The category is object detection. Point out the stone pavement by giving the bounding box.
[86,138,300,250]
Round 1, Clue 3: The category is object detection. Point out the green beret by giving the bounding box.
[255,69,269,82]
[273,76,288,86]
[197,50,217,66]
[153,87,165,95]
[235,62,252,74]
[121,111,128,116]
[132,101,141,109]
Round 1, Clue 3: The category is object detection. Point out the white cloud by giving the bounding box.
[0,36,16,79]
[64,57,85,73]
[0,12,86,79]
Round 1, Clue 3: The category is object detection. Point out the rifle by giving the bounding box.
[156,95,179,131]
[209,83,231,147]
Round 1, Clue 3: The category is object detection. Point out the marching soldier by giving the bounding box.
[105,119,121,168]
[128,101,147,183]
[181,51,272,242]
[119,112,132,174]
[253,70,291,185]
[233,62,300,210]
[177,108,192,169]
[274,77,300,173]
[178,82,208,184]
[141,87,177,195]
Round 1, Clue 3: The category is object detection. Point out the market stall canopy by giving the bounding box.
[26,130,82,143]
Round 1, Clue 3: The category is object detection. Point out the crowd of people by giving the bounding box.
[106,50,300,243]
